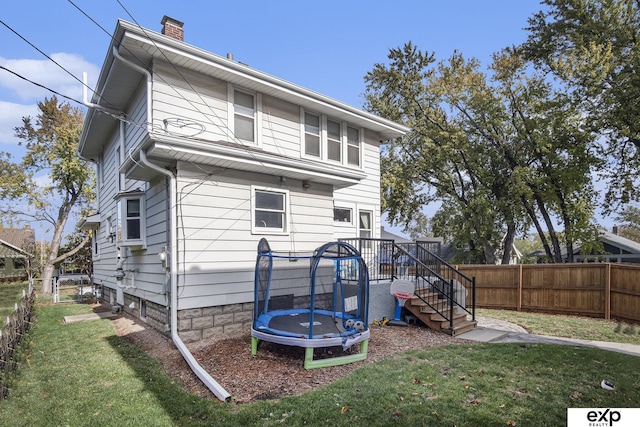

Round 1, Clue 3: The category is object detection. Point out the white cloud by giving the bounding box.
[0,101,38,147]
[0,53,99,102]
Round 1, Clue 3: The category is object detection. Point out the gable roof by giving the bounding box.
[599,230,640,254]
[0,226,35,253]
[79,19,409,161]
[0,227,34,259]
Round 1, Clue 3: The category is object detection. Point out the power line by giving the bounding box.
[0,18,121,112]
[0,65,83,105]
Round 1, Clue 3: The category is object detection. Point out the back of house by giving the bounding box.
[78,16,408,342]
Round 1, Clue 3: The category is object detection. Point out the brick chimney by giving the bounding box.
[161,16,184,41]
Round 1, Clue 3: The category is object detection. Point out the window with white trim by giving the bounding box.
[301,109,363,168]
[347,126,361,166]
[233,89,255,142]
[333,207,352,224]
[359,210,372,239]
[115,191,146,248]
[304,112,320,157]
[327,119,342,162]
[252,187,289,234]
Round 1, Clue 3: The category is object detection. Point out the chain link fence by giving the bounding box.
[54,275,99,303]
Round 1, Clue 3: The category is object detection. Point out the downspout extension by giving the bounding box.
[140,140,230,401]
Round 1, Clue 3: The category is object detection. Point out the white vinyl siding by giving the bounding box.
[260,95,301,154]
[174,166,333,309]
[152,61,230,142]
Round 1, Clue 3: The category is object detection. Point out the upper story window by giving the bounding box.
[327,119,342,162]
[347,126,361,166]
[251,186,289,235]
[304,112,320,157]
[114,190,146,249]
[233,89,255,142]
[301,109,363,168]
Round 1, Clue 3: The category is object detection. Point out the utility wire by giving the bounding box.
[0,65,84,105]
[0,18,120,111]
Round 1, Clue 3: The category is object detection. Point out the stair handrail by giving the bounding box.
[393,243,475,325]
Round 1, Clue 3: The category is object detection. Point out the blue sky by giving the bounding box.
[1,0,555,240]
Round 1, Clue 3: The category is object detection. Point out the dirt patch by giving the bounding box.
[108,309,465,403]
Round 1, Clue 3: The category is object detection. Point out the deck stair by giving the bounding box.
[404,289,477,336]
[338,237,478,337]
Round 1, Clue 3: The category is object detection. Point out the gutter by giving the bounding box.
[139,150,231,402]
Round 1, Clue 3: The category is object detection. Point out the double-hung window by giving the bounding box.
[359,210,372,239]
[252,186,289,234]
[304,112,320,157]
[114,190,146,249]
[327,119,342,162]
[233,89,255,142]
[347,126,361,166]
[301,110,362,167]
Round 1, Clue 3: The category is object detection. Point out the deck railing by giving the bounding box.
[339,238,476,328]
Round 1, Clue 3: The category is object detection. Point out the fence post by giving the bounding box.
[605,263,611,320]
[517,264,523,311]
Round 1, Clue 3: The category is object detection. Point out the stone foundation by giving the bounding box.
[177,302,254,343]
[99,286,253,343]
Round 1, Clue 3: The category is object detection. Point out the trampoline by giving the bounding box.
[251,238,370,369]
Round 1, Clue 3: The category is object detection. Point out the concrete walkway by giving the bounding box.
[456,316,640,357]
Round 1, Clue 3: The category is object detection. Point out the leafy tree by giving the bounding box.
[0,96,95,294]
[401,210,432,241]
[522,0,640,208]
[614,206,640,242]
[59,230,93,278]
[364,43,600,264]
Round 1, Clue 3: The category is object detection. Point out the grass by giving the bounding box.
[476,308,640,345]
[0,282,29,318]
[0,302,638,426]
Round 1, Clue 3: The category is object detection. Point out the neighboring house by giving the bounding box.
[530,229,640,263]
[0,225,35,282]
[574,230,640,263]
[78,17,408,345]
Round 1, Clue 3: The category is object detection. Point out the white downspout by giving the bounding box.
[111,46,153,130]
[113,45,229,401]
[82,72,122,115]
[139,150,231,402]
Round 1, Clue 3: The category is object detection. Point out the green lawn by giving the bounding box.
[476,308,640,345]
[0,302,638,426]
[0,282,29,318]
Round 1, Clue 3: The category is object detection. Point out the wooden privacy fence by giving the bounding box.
[456,263,640,324]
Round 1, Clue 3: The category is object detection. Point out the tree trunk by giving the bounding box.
[534,194,563,262]
[501,223,516,265]
[41,262,56,294]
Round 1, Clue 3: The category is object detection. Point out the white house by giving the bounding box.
[78,16,408,351]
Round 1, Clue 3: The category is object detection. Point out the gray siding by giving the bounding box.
[174,165,334,309]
